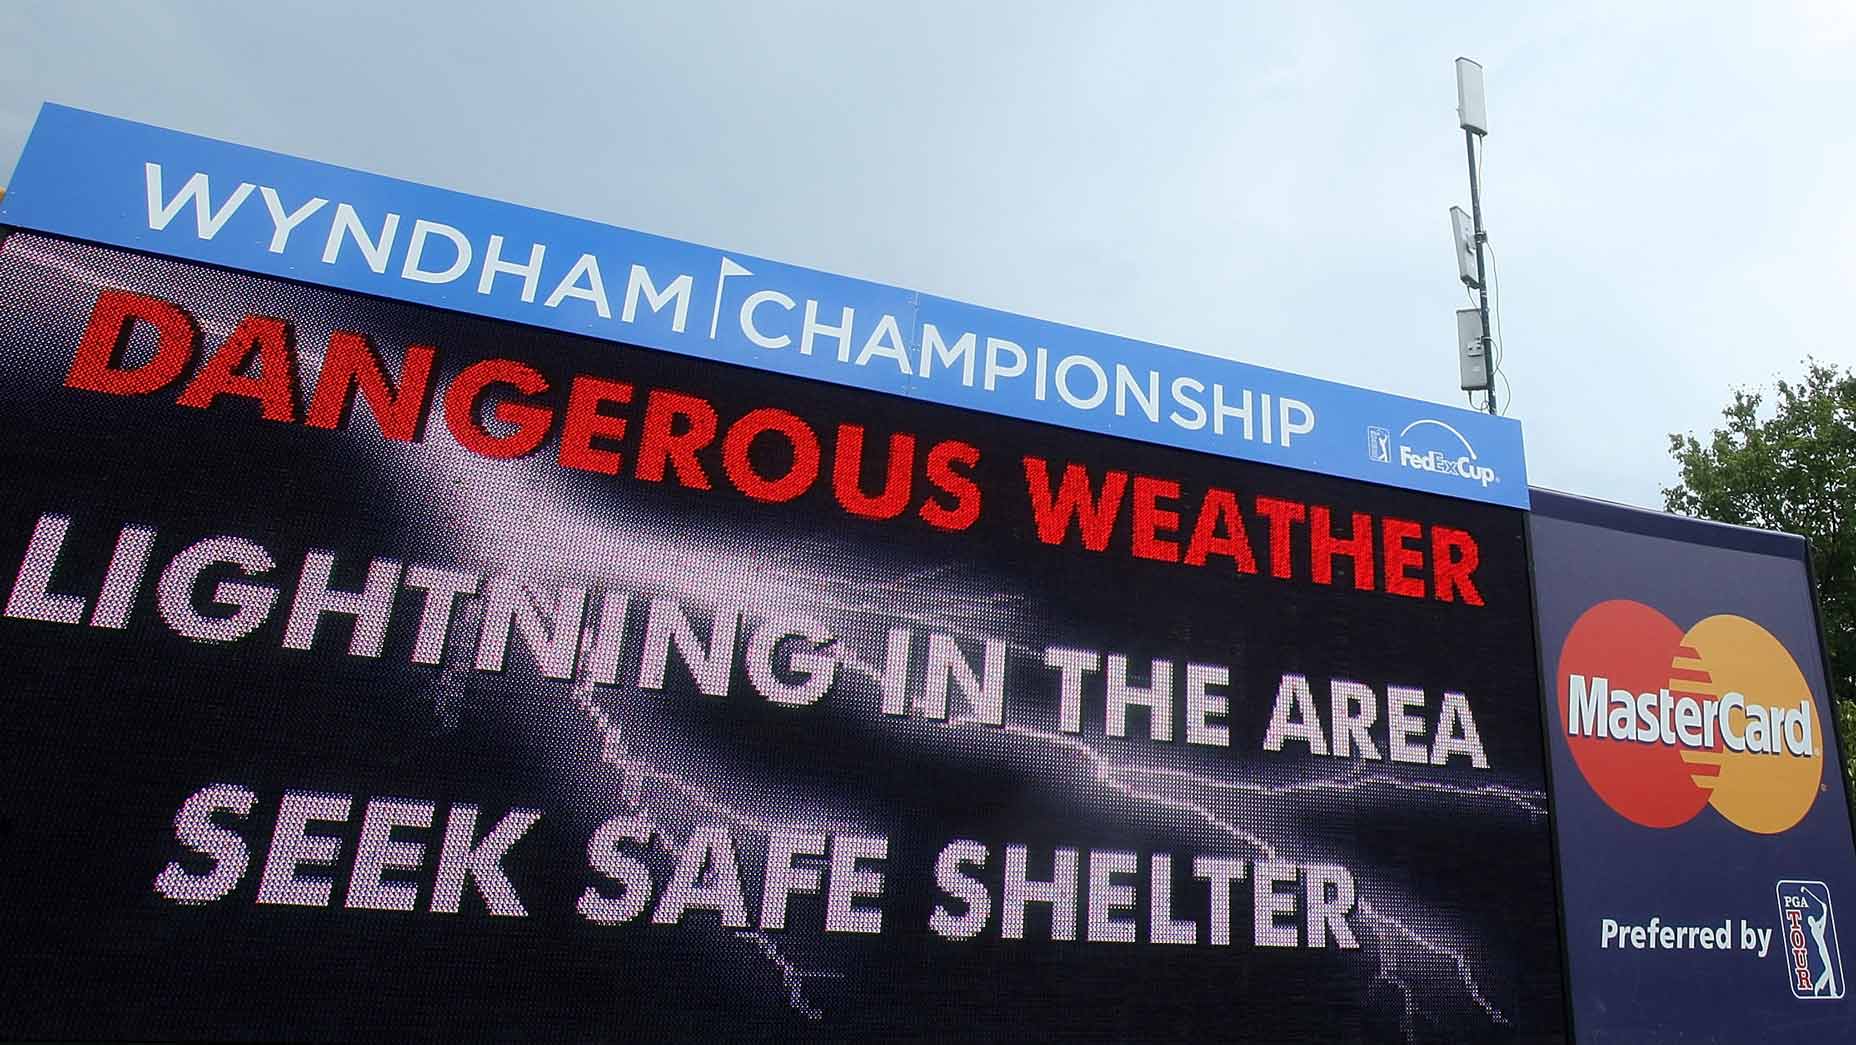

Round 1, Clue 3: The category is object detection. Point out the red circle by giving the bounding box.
[1556,600,1712,828]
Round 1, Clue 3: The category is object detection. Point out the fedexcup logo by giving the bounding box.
[1557,600,1823,834]
[1370,419,1497,487]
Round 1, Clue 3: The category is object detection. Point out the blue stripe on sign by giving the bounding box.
[0,103,1528,507]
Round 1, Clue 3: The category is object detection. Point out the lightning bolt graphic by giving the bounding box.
[568,681,849,1021]
[380,383,1542,1037]
[842,650,1523,1031]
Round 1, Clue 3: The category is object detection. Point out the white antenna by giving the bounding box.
[1451,58,1497,414]
[1457,308,1488,391]
[1449,206,1479,289]
[1456,58,1488,135]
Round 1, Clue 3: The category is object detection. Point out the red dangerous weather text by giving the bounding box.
[63,289,1483,605]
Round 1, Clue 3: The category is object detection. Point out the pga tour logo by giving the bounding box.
[1367,426,1392,463]
[1368,420,1498,488]
[1777,880,1845,1000]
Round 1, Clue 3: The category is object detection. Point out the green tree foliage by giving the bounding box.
[1665,360,1856,789]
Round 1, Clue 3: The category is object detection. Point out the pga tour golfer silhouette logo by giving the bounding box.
[1777,880,1845,1000]
[1366,426,1391,463]
[1556,600,1824,834]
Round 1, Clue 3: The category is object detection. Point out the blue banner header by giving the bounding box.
[0,104,1527,506]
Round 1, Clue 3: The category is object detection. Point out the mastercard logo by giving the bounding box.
[1556,600,1822,834]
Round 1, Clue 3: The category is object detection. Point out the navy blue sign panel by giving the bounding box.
[1531,490,1856,1044]
[0,104,1527,507]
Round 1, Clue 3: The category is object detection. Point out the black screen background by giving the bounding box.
[0,232,1567,1042]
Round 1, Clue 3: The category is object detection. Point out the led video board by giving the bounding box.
[0,106,1563,1041]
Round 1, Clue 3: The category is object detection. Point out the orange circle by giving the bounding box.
[1681,615,1822,834]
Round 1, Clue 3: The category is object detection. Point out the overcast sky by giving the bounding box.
[3,1,1851,508]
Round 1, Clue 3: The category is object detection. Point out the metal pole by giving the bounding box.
[1464,128,1495,414]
